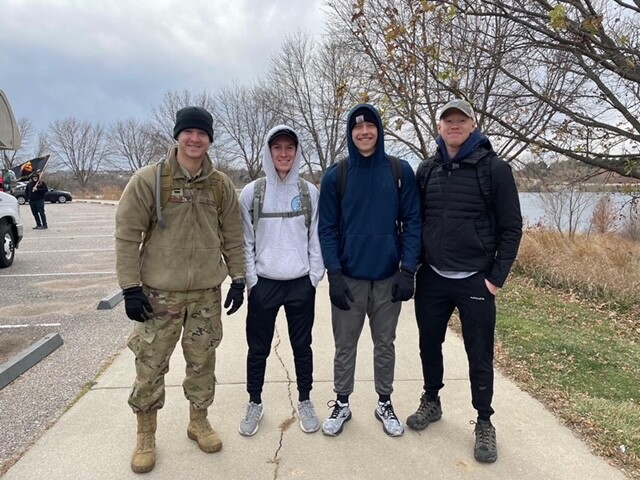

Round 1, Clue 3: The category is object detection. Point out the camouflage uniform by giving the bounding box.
[115,146,245,413]
[127,287,223,412]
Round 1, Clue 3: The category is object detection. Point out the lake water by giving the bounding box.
[519,192,636,232]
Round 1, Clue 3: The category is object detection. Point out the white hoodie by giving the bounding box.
[239,125,325,289]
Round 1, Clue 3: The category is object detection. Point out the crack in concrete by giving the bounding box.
[268,324,296,480]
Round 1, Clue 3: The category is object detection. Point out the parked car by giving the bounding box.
[11,185,73,205]
[0,191,23,267]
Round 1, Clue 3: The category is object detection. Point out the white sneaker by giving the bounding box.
[239,402,263,436]
[297,400,320,433]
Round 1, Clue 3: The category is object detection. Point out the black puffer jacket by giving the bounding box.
[416,139,522,287]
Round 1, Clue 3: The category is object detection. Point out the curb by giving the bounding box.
[97,290,123,310]
[0,333,64,390]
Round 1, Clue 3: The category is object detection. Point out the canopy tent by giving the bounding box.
[0,89,21,150]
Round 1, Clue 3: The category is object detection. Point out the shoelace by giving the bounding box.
[379,402,398,420]
[327,400,346,419]
[244,403,262,421]
[472,421,496,449]
[299,401,316,418]
[416,395,439,416]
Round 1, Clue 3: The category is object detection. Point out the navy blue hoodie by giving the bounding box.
[318,104,421,280]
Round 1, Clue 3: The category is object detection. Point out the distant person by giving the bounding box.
[115,106,246,474]
[318,103,421,437]
[237,125,324,436]
[26,172,48,229]
[408,99,522,463]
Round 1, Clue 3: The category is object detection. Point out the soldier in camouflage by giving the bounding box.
[115,106,246,474]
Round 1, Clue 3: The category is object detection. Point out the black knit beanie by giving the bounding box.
[173,106,214,142]
[348,106,380,133]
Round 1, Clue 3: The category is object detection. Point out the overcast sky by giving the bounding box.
[0,0,326,133]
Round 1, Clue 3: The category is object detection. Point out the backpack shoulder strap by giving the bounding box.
[475,155,493,214]
[158,160,172,210]
[337,157,348,204]
[252,177,267,229]
[298,178,312,230]
[207,170,225,216]
[416,159,436,191]
[388,155,403,192]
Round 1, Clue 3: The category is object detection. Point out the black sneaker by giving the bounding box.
[33,226,42,230]
[473,419,497,463]
[406,393,442,430]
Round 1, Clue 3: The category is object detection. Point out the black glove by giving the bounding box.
[224,280,245,315]
[392,268,416,303]
[122,286,153,322]
[327,271,354,311]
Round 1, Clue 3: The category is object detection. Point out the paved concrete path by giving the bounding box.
[2,279,625,479]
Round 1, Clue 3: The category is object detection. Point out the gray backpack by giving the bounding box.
[251,177,312,231]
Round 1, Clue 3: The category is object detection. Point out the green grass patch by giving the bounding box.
[496,275,640,475]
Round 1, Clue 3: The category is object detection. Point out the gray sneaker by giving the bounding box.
[322,400,351,436]
[473,419,498,463]
[297,400,320,433]
[406,393,442,430]
[239,402,263,436]
[375,401,404,437]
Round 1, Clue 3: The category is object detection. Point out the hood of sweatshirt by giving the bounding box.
[263,125,303,185]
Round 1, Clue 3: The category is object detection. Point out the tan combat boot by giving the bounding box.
[187,403,223,453]
[131,410,157,473]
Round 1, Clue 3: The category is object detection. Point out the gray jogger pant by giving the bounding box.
[331,274,401,397]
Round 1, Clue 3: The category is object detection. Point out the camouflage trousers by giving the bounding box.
[127,286,223,413]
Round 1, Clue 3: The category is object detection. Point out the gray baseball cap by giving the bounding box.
[439,99,476,122]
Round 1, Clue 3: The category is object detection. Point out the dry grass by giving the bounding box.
[99,185,124,200]
[74,185,123,201]
[515,230,640,312]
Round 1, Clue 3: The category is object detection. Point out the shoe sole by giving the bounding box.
[186,430,223,453]
[374,410,404,437]
[300,421,320,433]
[406,411,442,431]
[475,452,498,463]
[321,411,352,436]
[238,409,264,436]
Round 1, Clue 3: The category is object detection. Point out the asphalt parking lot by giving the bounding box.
[0,200,131,473]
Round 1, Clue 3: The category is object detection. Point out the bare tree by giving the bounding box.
[49,118,110,187]
[34,131,51,158]
[214,84,276,180]
[450,0,640,179]
[109,118,158,172]
[536,158,598,237]
[325,0,566,165]
[263,32,360,177]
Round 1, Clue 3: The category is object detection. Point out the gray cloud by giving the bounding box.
[0,0,325,131]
